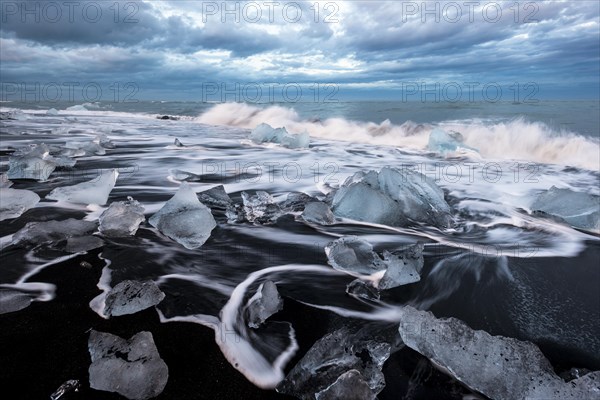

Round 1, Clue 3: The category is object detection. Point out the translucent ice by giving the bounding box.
[531,186,600,231]
[64,140,106,156]
[428,128,477,154]
[315,370,376,400]
[398,306,600,400]
[281,192,317,212]
[50,380,80,400]
[378,244,424,289]
[88,330,168,400]
[64,236,104,253]
[250,123,310,149]
[302,201,336,225]
[198,185,232,209]
[241,191,283,224]
[0,289,32,314]
[149,183,216,249]
[169,169,202,182]
[7,144,57,181]
[46,108,59,116]
[12,218,97,247]
[46,169,118,205]
[104,280,165,317]
[0,173,12,188]
[0,188,40,221]
[325,236,385,276]
[245,280,284,328]
[278,324,397,399]
[332,167,452,228]
[99,197,145,237]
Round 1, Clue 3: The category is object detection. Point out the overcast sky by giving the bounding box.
[1,0,599,100]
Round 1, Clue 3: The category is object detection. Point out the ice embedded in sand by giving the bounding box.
[149,183,216,249]
[0,188,40,221]
[332,167,452,228]
[398,306,600,400]
[12,218,97,247]
[99,197,145,237]
[46,169,118,205]
[531,186,600,231]
[278,324,397,399]
[104,280,165,317]
[302,201,336,225]
[249,123,310,149]
[428,128,477,154]
[7,144,58,181]
[240,191,283,224]
[0,289,33,314]
[245,280,284,328]
[88,330,168,400]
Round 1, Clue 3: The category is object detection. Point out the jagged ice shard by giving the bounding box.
[331,167,452,228]
[249,123,310,149]
[531,186,600,232]
[7,144,58,181]
[0,188,40,221]
[104,280,165,317]
[88,330,168,400]
[245,280,284,328]
[398,306,600,400]
[12,218,97,247]
[99,197,146,237]
[428,128,477,154]
[46,169,118,205]
[149,183,216,249]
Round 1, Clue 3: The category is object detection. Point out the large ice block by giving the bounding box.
[0,188,40,221]
[46,169,118,205]
[249,123,310,149]
[531,186,600,231]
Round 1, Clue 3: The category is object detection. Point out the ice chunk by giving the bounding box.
[245,280,284,328]
[88,330,168,400]
[241,191,282,224]
[315,370,376,400]
[332,167,452,228]
[0,110,27,120]
[169,169,202,182]
[277,324,397,399]
[198,185,232,209]
[428,128,477,154]
[325,236,385,276]
[66,104,87,111]
[7,144,57,181]
[0,289,32,314]
[174,138,184,147]
[50,380,80,400]
[378,243,424,289]
[346,279,380,301]
[0,188,40,221]
[398,306,600,400]
[46,108,59,116]
[104,280,165,317]
[302,201,336,225]
[64,140,106,156]
[0,173,13,188]
[99,197,145,237]
[95,134,116,149]
[281,192,317,212]
[12,218,97,247]
[46,169,118,205]
[149,183,217,249]
[532,186,600,231]
[64,236,104,253]
[250,123,310,149]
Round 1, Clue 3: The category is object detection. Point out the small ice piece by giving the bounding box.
[149,183,217,249]
[325,236,385,276]
[50,379,80,400]
[64,236,104,253]
[346,279,380,301]
[531,186,600,231]
[0,173,13,188]
[66,104,87,111]
[378,244,424,289]
[428,128,477,154]
[88,330,168,400]
[7,144,57,181]
[249,123,310,149]
[226,203,246,224]
[281,192,317,212]
[99,197,145,237]
[95,134,116,149]
[277,325,396,399]
[46,108,59,116]
[0,188,40,221]
[64,140,106,155]
[241,191,282,224]
[332,167,452,228]
[46,169,118,205]
[169,169,202,182]
[398,306,600,400]
[245,280,284,328]
[198,185,232,209]
[174,138,184,147]
[104,280,165,317]
[302,201,336,225]
[315,370,376,400]
[12,218,97,247]
[0,289,32,314]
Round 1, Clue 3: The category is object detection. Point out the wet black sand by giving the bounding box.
[0,249,466,400]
